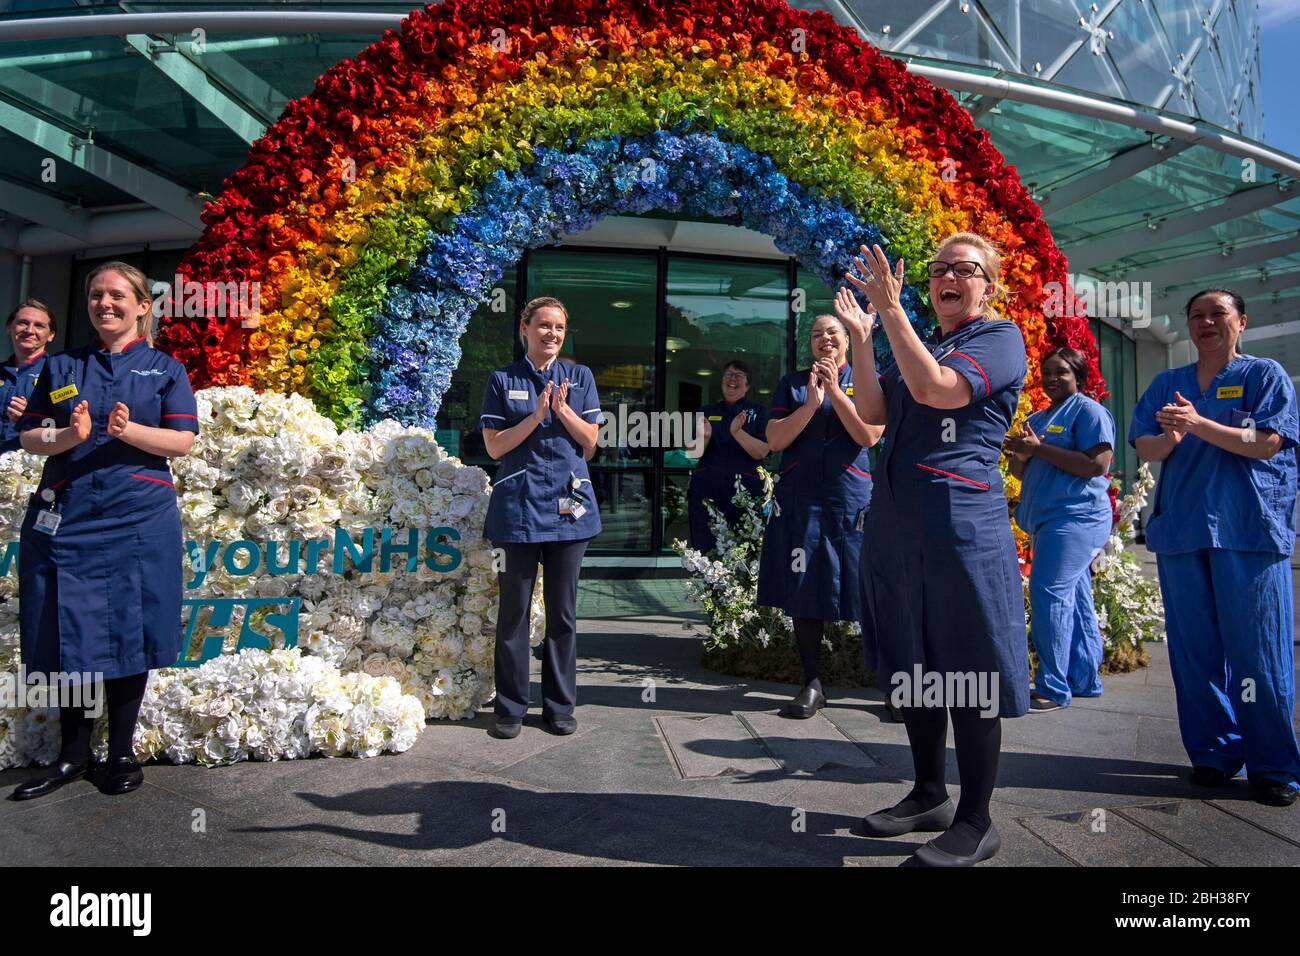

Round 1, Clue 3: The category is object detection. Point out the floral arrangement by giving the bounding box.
[1090,463,1165,672]
[161,0,1101,438]
[672,469,868,685]
[0,388,543,770]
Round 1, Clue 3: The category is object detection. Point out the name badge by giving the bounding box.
[50,384,77,404]
[845,386,854,396]
[34,509,61,535]
[707,415,722,421]
[1046,424,1065,433]
[507,389,529,400]
[1216,385,1243,399]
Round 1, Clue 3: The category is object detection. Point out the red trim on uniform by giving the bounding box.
[21,350,45,365]
[916,463,989,490]
[131,473,174,487]
[19,411,45,418]
[843,464,872,479]
[49,479,67,491]
[780,460,800,474]
[948,351,990,395]
[769,407,789,412]
[162,413,198,419]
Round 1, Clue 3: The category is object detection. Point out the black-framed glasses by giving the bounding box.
[927,260,988,280]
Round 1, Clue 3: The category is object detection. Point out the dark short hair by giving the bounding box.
[722,359,752,380]
[6,298,56,335]
[1184,287,1246,319]
[1041,346,1089,388]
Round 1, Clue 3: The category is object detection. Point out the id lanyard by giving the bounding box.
[33,485,62,535]
[558,472,588,520]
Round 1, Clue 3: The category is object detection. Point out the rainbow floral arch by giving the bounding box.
[162,0,1104,432]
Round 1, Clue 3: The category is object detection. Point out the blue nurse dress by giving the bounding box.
[17,336,199,679]
[687,398,768,554]
[756,363,873,621]
[0,350,47,455]
[860,315,1030,717]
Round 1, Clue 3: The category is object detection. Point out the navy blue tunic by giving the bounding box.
[687,398,768,553]
[756,363,873,620]
[860,315,1030,717]
[479,356,603,544]
[17,337,199,679]
[0,350,47,455]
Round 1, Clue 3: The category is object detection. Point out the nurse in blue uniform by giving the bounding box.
[480,296,602,740]
[1,299,56,455]
[12,261,198,801]
[846,232,1029,866]
[687,359,769,553]
[1132,287,1300,808]
[756,312,882,719]
[1007,347,1115,712]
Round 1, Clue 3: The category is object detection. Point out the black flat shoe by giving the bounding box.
[489,717,523,739]
[1190,766,1230,787]
[99,756,143,796]
[1252,780,1298,807]
[781,685,826,719]
[861,797,955,837]
[544,714,577,736]
[12,760,89,801]
[909,823,1002,867]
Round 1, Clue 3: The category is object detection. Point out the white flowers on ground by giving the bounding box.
[0,387,542,769]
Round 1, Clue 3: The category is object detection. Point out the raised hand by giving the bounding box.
[552,378,570,415]
[532,381,554,423]
[845,243,905,315]
[107,402,131,438]
[6,395,26,423]
[833,286,876,341]
[1155,391,1198,440]
[814,357,842,397]
[70,400,92,442]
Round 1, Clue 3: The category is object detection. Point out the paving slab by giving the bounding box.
[656,714,780,779]
[737,711,881,774]
[1115,801,1300,866]
[1017,805,1204,867]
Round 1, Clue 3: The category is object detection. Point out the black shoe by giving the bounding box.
[99,756,143,796]
[861,797,955,837]
[1029,695,1064,713]
[885,700,904,723]
[1190,766,1230,787]
[544,714,577,736]
[1252,779,1298,807]
[909,823,1002,867]
[781,685,826,719]
[489,716,523,739]
[11,760,89,801]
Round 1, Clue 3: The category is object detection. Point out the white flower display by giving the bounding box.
[0,387,543,770]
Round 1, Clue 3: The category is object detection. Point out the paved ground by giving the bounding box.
[6,557,1300,865]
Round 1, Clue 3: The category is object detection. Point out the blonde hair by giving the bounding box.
[85,260,154,346]
[934,232,1003,320]
[518,296,568,349]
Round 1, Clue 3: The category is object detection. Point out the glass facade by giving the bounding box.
[1090,319,1139,496]
[802,0,1264,138]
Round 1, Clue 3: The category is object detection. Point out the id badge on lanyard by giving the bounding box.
[33,487,61,535]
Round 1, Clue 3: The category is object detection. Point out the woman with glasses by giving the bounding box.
[1,299,57,456]
[1132,287,1299,808]
[1006,347,1115,713]
[843,233,1029,866]
[757,312,883,719]
[687,359,770,554]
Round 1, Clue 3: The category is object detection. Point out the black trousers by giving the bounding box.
[494,539,588,719]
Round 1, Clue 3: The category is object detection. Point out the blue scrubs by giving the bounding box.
[17,337,199,679]
[756,363,872,621]
[479,355,602,720]
[0,350,47,455]
[861,315,1030,717]
[1016,392,1116,706]
[1130,354,1300,788]
[687,398,768,553]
